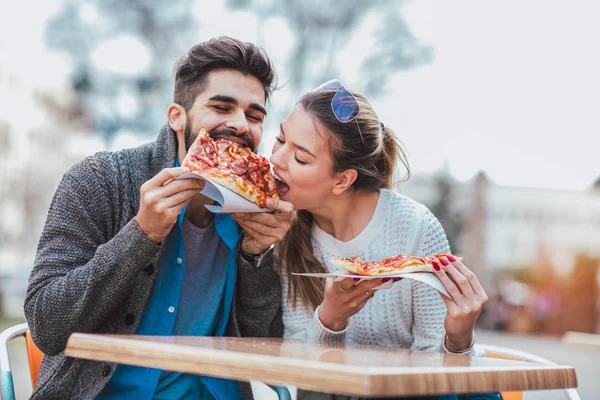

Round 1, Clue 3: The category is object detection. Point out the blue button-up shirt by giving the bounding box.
[99,203,241,400]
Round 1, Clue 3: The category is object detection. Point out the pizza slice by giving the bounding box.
[182,129,279,208]
[331,253,461,276]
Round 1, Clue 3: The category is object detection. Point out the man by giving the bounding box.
[24,37,292,399]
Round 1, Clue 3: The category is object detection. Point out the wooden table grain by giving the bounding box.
[65,334,578,397]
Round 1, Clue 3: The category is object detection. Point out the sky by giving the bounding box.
[408,1,600,191]
[1,0,598,191]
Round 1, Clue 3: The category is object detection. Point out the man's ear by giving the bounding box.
[332,169,358,195]
[167,103,186,134]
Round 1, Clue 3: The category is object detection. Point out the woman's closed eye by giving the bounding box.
[294,155,308,165]
[276,136,308,164]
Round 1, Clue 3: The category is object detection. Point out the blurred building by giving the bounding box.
[396,172,600,288]
[397,172,600,334]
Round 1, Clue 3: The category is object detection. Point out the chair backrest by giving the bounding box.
[24,329,43,387]
[476,344,582,400]
[0,322,44,400]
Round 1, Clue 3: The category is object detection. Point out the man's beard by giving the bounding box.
[184,119,256,151]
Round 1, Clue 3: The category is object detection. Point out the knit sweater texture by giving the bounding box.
[23,125,282,399]
[282,189,477,355]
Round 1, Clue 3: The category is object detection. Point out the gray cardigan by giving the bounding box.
[24,125,283,399]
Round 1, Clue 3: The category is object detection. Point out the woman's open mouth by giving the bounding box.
[273,172,290,197]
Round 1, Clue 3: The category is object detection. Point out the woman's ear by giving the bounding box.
[167,103,186,134]
[332,169,358,195]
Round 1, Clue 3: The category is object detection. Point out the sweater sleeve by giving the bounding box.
[410,207,450,352]
[281,261,349,342]
[411,207,479,356]
[24,157,161,355]
[306,306,349,343]
[234,248,283,338]
[284,303,349,343]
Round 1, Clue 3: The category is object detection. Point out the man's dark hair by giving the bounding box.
[173,36,276,111]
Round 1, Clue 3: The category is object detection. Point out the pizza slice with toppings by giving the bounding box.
[331,253,461,276]
[182,129,279,208]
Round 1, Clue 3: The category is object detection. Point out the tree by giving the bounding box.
[429,174,465,252]
[44,0,198,146]
[226,0,434,117]
[43,0,434,146]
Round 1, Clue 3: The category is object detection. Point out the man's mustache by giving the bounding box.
[210,128,255,150]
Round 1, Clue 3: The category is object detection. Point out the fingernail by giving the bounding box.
[266,199,274,207]
[382,278,391,282]
[447,255,456,262]
[393,277,403,282]
[182,167,190,173]
[432,261,440,271]
[353,278,361,282]
[440,258,449,266]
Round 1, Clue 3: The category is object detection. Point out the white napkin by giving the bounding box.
[292,271,451,299]
[176,173,271,214]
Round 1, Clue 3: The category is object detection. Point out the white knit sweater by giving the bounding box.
[282,189,476,355]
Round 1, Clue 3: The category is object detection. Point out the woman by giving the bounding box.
[233,80,499,399]
[269,81,498,400]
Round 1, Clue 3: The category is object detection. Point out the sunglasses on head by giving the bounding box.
[313,79,361,123]
[313,79,364,143]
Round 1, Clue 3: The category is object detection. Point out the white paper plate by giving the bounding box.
[292,271,451,299]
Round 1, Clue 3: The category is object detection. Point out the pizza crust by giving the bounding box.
[199,172,265,207]
[331,256,437,275]
[386,264,436,274]
[331,257,366,275]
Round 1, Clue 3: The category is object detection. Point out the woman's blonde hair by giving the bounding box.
[279,89,410,310]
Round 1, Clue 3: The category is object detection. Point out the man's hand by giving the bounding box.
[231,198,294,255]
[136,167,205,243]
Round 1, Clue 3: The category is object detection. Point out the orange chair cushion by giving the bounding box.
[24,330,44,388]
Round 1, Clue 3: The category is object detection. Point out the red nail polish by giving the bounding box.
[382,278,391,282]
[393,277,403,282]
[353,278,361,282]
[439,258,449,266]
[447,255,456,262]
[432,261,440,271]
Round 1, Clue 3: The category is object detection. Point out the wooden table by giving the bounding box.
[65,334,577,397]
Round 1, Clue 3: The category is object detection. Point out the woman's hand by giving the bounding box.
[432,255,488,351]
[318,277,399,332]
[231,198,294,255]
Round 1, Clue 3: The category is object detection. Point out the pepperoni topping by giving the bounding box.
[231,158,248,175]
[182,129,279,207]
[198,160,215,170]
[203,143,216,157]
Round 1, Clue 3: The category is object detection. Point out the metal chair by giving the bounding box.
[0,322,42,400]
[0,322,293,400]
[476,343,581,400]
